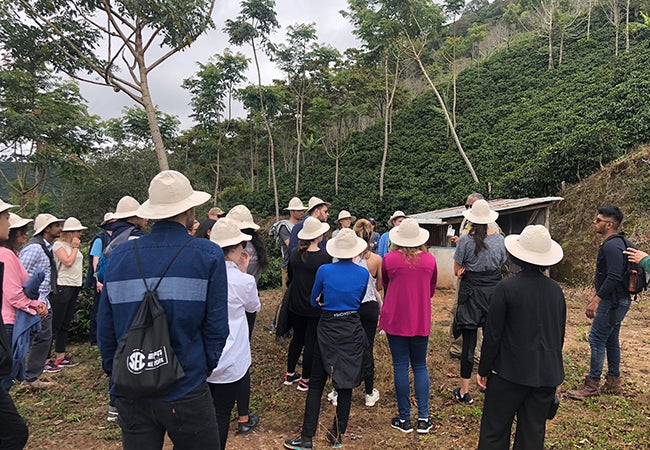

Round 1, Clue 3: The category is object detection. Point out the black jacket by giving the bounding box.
[0,262,12,378]
[454,269,502,337]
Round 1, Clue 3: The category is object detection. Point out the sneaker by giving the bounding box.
[107,405,119,422]
[237,412,260,435]
[284,436,313,449]
[43,361,62,374]
[55,358,78,368]
[326,429,343,448]
[453,388,474,404]
[22,379,53,390]
[390,416,413,433]
[417,418,433,434]
[283,372,301,385]
[296,378,309,391]
[327,389,338,406]
[365,388,380,407]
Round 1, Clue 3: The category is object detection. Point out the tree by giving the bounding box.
[0,0,217,171]
[601,0,623,55]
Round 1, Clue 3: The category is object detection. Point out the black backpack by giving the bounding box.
[613,234,648,297]
[111,238,192,398]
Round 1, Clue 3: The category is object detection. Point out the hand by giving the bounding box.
[450,235,459,245]
[34,302,48,319]
[456,266,466,278]
[477,374,488,390]
[71,237,81,248]
[238,250,250,273]
[96,280,103,293]
[586,295,601,319]
[623,247,648,264]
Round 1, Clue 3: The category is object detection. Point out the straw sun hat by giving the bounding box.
[389,218,429,248]
[504,225,563,266]
[0,199,15,215]
[137,171,211,220]
[9,213,32,229]
[210,218,252,248]
[112,196,141,220]
[62,217,88,232]
[297,216,330,240]
[387,210,407,226]
[336,210,356,223]
[326,228,367,259]
[462,199,498,224]
[226,205,260,231]
[33,214,64,236]
[307,196,330,213]
[285,197,306,211]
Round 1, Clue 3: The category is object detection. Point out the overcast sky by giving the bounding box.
[79,0,360,130]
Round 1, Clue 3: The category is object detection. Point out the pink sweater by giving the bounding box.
[379,251,438,337]
[0,247,40,325]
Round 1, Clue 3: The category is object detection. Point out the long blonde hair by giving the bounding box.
[353,219,373,258]
[392,244,426,265]
[58,231,75,244]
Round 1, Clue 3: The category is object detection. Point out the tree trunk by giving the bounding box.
[295,82,304,194]
[625,0,630,52]
[587,0,591,39]
[548,15,554,69]
[559,33,564,66]
[335,154,339,195]
[379,55,399,199]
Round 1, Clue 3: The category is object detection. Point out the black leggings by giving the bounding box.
[359,301,379,395]
[209,370,251,450]
[287,312,319,379]
[461,329,478,379]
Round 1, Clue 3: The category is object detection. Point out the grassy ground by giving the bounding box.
[11,285,650,449]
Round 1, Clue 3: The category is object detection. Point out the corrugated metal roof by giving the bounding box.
[410,197,564,224]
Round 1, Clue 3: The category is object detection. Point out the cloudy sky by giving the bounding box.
[79,0,360,129]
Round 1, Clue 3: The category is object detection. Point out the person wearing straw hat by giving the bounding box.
[103,196,147,244]
[284,228,370,450]
[477,225,565,450]
[98,170,227,449]
[377,210,407,257]
[225,205,269,286]
[331,210,356,238]
[207,218,261,448]
[280,217,332,392]
[208,206,226,221]
[379,218,437,434]
[20,213,65,384]
[275,197,306,293]
[452,199,506,405]
[287,196,331,255]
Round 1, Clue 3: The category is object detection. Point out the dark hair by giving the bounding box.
[221,242,244,256]
[195,218,216,239]
[598,205,623,228]
[509,254,548,273]
[1,226,29,252]
[242,228,268,271]
[297,239,311,262]
[467,192,484,202]
[469,223,489,255]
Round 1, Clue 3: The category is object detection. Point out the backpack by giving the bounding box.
[269,219,292,244]
[111,238,192,398]
[84,231,111,288]
[95,226,134,283]
[613,234,648,297]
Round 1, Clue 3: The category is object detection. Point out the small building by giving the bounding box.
[410,197,564,288]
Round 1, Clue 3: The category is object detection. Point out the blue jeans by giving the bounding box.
[588,296,631,380]
[387,334,430,420]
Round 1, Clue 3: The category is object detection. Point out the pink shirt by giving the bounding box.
[0,247,40,325]
[379,251,438,337]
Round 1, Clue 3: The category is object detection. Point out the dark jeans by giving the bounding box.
[359,301,378,394]
[209,370,251,450]
[588,297,631,380]
[50,285,80,354]
[115,383,220,450]
[287,312,319,379]
[387,334,430,420]
[0,387,28,449]
[1,326,14,391]
[25,313,52,382]
[89,287,100,346]
[302,343,352,438]
[478,374,556,450]
[460,329,478,379]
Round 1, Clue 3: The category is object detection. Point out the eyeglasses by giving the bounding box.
[594,218,613,224]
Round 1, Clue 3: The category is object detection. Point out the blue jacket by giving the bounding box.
[288,215,327,255]
[11,309,41,383]
[98,221,229,401]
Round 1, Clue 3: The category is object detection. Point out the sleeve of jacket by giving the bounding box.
[203,250,230,375]
[478,281,507,377]
[596,239,626,300]
[310,267,325,308]
[97,286,117,376]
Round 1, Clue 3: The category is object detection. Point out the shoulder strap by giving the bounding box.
[134,237,194,292]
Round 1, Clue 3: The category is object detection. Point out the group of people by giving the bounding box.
[0,171,636,450]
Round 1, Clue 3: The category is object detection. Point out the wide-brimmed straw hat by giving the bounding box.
[226,205,260,231]
[285,197,306,211]
[112,196,141,220]
[0,199,15,214]
[137,171,211,220]
[336,210,356,223]
[387,210,407,226]
[209,207,225,217]
[504,225,563,266]
[33,213,64,236]
[326,228,367,259]
[210,218,252,248]
[100,212,115,226]
[389,218,429,248]
[297,216,330,240]
[9,213,32,229]
[62,217,87,232]
[462,199,498,225]
[307,196,330,213]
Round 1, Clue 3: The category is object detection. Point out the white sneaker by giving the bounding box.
[365,388,380,407]
[327,389,338,406]
[107,405,119,422]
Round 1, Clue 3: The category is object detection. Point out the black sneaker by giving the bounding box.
[453,388,474,404]
[417,418,433,434]
[283,372,301,385]
[284,436,313,449]
[326,429,343,448]
[237,412,260,435]
[391,416,413,433]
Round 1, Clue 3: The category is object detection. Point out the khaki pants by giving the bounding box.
[449,278,483,363]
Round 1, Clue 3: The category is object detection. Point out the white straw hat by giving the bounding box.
[210,218,252,248]
[504,225,563,266]
[307,196,330,213]
[33,213,64,235]
[297,216,330,240]
[62,217,87,232]
[285,197,306,211]
[462,199,498,225]
[112,196,141,220]
[9,213,32,229]
[0,199,15,214]
[100,212,115,226]
[226,205,260,231]
[326,228,367,259]
[336,210,356,223]
[137,171,211,220]
[387,210,407,226]
[389,218,429,248]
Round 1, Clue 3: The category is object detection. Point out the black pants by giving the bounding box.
[301,344,352,438]
[50,285,80,354]
[478,374,556,450]
[0,387,28,449]
[209,370,250,450]
[287,312,319,379]
[115,383,220,450]
[89,286,100,345]
[460,329,478,379]
[359,301,378,395]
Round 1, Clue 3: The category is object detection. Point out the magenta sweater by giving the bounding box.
[0,247,41,325]
[379,251,438,337]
